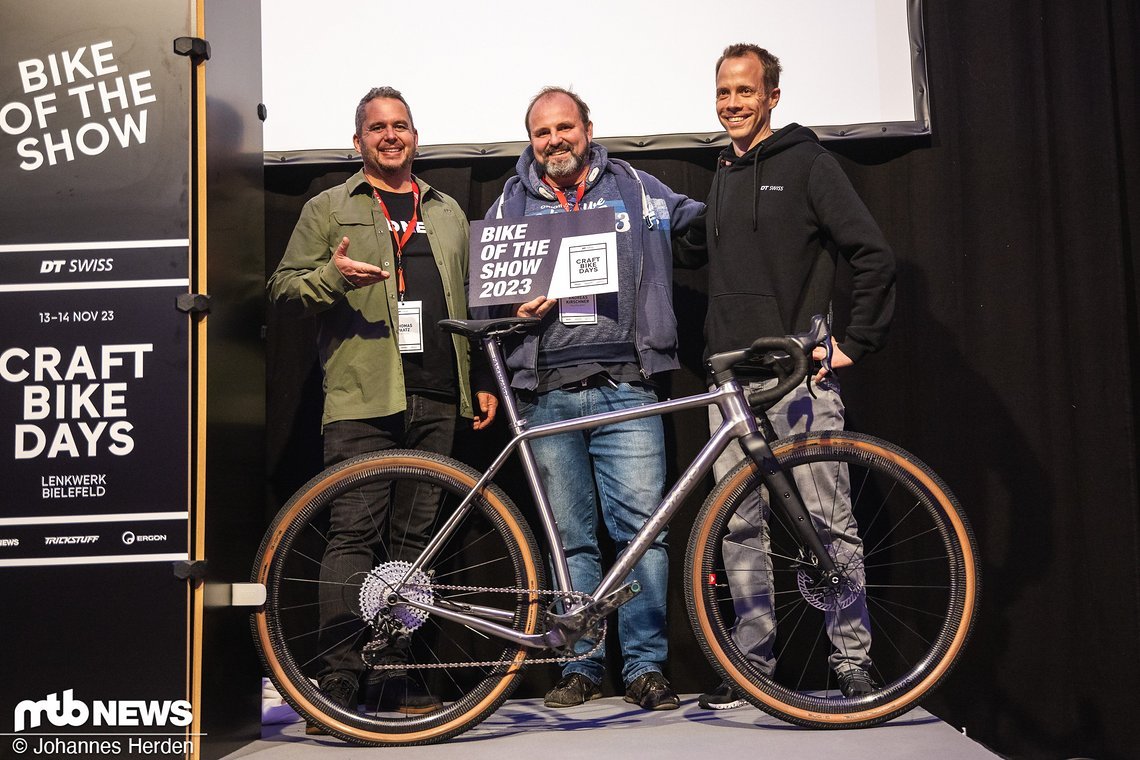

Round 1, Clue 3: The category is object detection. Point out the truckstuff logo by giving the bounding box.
[43,535,99,545]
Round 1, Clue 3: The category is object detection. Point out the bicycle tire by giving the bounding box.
[252,450,545,745]
[686,431,979,728]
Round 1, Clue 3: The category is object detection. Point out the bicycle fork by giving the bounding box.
[737,410,843,585]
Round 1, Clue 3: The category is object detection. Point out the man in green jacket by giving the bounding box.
[268,86,497,731]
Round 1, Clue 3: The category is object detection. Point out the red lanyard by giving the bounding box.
[372,182,420,300]
[544,177,586,212]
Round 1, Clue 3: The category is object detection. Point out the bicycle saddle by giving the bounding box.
[438,317,541,339]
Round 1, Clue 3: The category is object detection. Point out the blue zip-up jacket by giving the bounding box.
[480,143,704,390]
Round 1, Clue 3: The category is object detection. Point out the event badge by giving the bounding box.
[559,294,598,325]
[397,300,423,353]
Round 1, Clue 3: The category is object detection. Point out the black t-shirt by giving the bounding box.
[376,188,457,401]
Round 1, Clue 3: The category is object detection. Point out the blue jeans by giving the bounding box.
[521,382,668,686]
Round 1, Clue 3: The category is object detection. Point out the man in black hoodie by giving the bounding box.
[676,43,896,709]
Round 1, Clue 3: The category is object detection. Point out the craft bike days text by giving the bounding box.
[0,343,152,459]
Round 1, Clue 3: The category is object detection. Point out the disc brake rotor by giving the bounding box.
[796,547,863,612]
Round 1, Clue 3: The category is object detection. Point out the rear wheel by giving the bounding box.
[686,431,979,728]
[252,450,544,745]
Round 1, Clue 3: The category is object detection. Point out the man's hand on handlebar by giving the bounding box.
[813,338,852,383]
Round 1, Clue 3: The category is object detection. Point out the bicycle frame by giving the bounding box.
[395,332,838,651]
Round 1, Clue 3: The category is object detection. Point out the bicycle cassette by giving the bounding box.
[358,561,433,630]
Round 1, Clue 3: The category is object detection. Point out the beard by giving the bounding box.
[541,144,587,183]
[378,152,414,176]
[367,143,415,179]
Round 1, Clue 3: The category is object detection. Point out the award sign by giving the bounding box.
[470,207,618,306]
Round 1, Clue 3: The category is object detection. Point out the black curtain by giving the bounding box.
[263,2,1140,756]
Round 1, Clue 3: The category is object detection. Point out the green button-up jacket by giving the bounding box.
[268,170,474,426]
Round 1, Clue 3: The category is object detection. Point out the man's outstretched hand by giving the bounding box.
[333,236,389,288]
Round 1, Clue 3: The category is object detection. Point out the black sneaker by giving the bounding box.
[367,673,442,714]
[697,680,746,710]
[837,667,877,698]
[305,675,358,736]
[624,672,680,711]
[543,673,602,708]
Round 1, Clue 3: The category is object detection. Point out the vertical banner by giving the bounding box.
[0,2,196,758]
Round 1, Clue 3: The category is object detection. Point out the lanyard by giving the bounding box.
[372,182,420,300]
[544,177,586,212]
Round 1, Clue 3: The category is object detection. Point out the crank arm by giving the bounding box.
[546,581,642,645]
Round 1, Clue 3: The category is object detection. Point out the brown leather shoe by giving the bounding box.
[544,673,602,707]
[624,671,680,711]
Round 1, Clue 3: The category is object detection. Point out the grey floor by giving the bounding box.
[223,694,1002,760]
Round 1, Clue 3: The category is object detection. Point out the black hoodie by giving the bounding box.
[676,123,896,362]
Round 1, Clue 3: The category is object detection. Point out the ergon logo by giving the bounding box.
[121,531,166,545]
[14,689,193,732]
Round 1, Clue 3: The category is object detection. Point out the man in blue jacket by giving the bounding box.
[677,44,896,709]
[482,87,703,710]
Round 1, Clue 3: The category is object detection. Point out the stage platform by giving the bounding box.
[223,694,1002,759]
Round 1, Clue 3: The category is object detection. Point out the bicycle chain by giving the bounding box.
[364,584,605,671]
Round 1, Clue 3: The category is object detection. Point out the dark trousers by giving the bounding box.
[317,395,457,685]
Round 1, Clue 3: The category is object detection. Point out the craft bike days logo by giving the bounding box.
[0,343,153,461]
[9,689,194,757]
[0,39,157,171]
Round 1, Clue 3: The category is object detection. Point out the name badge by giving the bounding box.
[559,294,597,325]
[397,300,424,353]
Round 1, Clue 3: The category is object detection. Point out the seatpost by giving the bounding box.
[480,334,526,436]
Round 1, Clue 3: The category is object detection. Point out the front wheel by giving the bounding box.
[686,431,979,728]
[252,450,545,745]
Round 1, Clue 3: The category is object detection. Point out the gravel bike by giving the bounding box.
[251,315,979,745]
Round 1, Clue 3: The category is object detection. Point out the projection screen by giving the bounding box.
[261,0,928,163]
